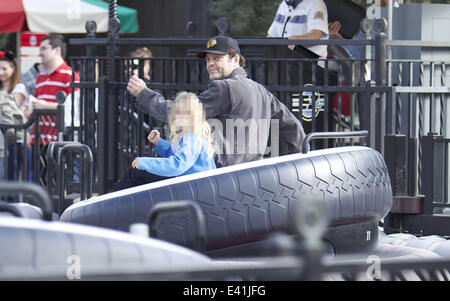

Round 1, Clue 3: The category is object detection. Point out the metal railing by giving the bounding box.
[381,40,450,235]
[0,106,64,186]
[68,31,389,194]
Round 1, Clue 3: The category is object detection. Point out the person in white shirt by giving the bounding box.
[0,50,29,181]
[267,0,329,58]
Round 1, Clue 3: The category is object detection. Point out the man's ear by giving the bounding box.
[232,54,240,66]
[55,46,62,57]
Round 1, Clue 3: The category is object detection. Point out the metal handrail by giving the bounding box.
[301,130,369,154]
[47,141,83,196]
[56,143,94,214]
[0,182,53,221]
[148,200,206,252]
[69,37,378,46]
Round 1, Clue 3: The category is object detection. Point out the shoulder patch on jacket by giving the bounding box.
[314,11,324,20]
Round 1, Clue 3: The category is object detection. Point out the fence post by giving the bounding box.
[408,137,418,196]
[56,91,66,142]
[85,20,97,150]
[105,0,121,192]
[98,76,109,195]
[384,134,407,196]
[421,133,444,215]
[375,34,386,86]
[374,34,387,153]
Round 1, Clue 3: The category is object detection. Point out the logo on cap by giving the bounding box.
[207,38,217,49]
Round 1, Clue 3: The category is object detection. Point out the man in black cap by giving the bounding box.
[127,36,305,167]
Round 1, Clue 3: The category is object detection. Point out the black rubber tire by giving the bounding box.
[205,221,379,258]
[60,146,393,251]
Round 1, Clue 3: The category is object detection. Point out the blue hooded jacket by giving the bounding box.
[137,134,216,177]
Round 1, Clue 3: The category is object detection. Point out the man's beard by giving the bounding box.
[208,69,224,80]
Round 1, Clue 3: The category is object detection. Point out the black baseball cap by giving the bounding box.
[197,36,241,58]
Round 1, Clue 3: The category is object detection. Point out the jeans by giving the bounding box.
[7,143,24,181]
[115,166,172,191]
[0,157,4,180]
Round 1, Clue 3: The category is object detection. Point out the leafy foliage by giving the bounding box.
[209,0,280,37]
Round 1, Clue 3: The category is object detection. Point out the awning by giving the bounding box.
[0,0,138,33]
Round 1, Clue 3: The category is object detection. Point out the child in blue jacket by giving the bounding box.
[115,92,216,191]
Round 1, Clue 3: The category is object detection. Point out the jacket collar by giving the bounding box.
[226,67,247,79]
[43,61,69,76]
[284,0,303,9]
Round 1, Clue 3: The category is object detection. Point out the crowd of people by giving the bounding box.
[0,0,380,192]
[0,34,80,183]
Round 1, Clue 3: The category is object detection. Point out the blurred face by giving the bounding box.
[39,40,59,66]
[0,60,15,84]
[205,53,238,80]
[173,102,192,132]
[132,60,150,80]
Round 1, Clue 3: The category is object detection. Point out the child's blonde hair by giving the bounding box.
[168,92,214,158]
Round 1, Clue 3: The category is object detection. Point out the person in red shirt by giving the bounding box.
[29,34,79,144]
[27,34,79,183]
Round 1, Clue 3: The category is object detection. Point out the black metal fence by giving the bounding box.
[66,30,393,195]
[382,41,450,235]
[0,30,407,199]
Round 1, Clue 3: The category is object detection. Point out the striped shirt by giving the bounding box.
[32,61,79,145]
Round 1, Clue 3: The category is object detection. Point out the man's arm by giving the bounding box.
[128,75,230,122]
[288,29,324,41]
[197,79,230,119]
[270,95,305,155]
[31,99,58,110]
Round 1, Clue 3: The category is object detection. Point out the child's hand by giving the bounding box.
[132,158,139,169]
[148,129,160,144]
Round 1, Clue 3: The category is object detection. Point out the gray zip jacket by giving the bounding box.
[135,67,305,167]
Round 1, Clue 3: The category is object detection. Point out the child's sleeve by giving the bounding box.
[138,135,203,177]
[153,137,174,157]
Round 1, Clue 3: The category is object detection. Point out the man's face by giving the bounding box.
[132,60,150,80]
[205,53,237,80]
[39,40,59,66]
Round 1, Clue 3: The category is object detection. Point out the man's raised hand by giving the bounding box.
[127,75,147,97]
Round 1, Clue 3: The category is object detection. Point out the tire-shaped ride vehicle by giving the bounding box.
[0,216,214,280]
[60,145,393,256]
[0,183,212,280]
